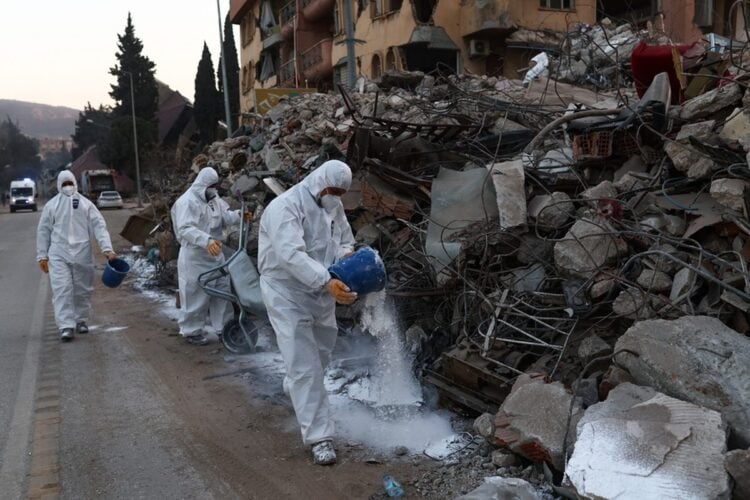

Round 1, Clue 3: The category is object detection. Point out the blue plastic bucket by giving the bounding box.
[328,247,386,295]
[102,258,130,288]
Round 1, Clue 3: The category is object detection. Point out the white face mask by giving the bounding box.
[61,185,76,197]
[320,194,340,213]
[205,188,218,201]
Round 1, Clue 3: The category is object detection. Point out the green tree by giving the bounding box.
[71,103,112,160]
[0,118,40,185]
[194,42,219,146]
[104,13,159,176]
[217,14,240,131]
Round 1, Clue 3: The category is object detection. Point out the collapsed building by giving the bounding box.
[123,9,750,498]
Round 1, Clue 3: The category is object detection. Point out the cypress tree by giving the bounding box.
[194,42,219,146]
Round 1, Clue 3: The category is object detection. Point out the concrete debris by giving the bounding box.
[566,383,731,500]
[720,108,750,151]
[554,217,628,278]
[129,29,750,490]
[457,477,541,500]
[664,141,717,179]
[488,160,527,230]
[577,334,611,364]
[615,316,750,447]
[492,374,582,470]
[725,449,750,500]
[710,178,748,213]
[679,83,743,121]
[490,450,518,468]
[612,288,655,320]
[636,269,672,293]
[528,192,573,228]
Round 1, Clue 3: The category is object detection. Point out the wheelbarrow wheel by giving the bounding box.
[221,317,259,354]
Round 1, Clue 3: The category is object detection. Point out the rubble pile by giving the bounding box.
[125,26,750,496]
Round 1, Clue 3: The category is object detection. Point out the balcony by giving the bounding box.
[279,58,297,87]
[280,1,296,40]
[301,38,333,82]
[460,0,514,38]
[301,0,335,23]
[262,25,284,49]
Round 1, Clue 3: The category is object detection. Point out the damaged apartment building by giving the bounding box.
[229,0,750,113]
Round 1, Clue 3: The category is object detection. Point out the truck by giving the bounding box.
[80,169,116,200]
[9,178,37,213]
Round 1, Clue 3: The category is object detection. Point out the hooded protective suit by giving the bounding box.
[171,167,241,337]
[258,160,355,445]
[36,170,114,330]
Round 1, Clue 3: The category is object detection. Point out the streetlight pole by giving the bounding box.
[216,0,233,136]
[124,71,143,208]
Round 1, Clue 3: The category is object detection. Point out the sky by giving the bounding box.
[0,0,240,110]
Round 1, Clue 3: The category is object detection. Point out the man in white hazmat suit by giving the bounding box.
[36,170,116,341]
[258,160,357,465]
[171,166,249,346]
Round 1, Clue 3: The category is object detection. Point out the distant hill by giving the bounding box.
[0,100,79,139]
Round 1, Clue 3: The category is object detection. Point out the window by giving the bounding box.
[334,0,341,34]
[371,0,382,18]
[242,12,255,47]
[694,0,713,27]
[385,48,397,71]
[241,63,255,94]
[384,0,402,13]
[371,53,382,79]
[539,0,575,10]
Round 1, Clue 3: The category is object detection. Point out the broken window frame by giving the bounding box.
[333,0,342,35]
[371,52,383,78]
[539,0,575,11]
[241,12,256,47]
[412,0,436,23]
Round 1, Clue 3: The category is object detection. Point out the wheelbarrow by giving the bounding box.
[198,200,267,354]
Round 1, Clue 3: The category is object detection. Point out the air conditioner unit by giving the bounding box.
[469,39,490,58]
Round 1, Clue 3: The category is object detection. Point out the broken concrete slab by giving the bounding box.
[554,217,628,278]
[615,316,750,447]
[612,289,655,320]
[488,159,527,230]
[636,269,672,293]
[581,180,617,201]
[528,192,573,228]
[577,334,611,363]
[457,477,541,500]
[725,449,750,500]
[490,450,518,468]
[675,119,716,142]
[664,141,717,179]
[720,108,750,151]
[566,383,731,500]
[679,82,743,121]
[493,374,582,470]
[473,413,496,442]
[670,268,697,302]
[710,178,748,213]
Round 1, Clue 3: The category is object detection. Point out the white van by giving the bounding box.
[9,178,37,213]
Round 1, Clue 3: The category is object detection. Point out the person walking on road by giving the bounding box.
[258,160,357,465]
[171,166,250,346]
[36,170,116,341]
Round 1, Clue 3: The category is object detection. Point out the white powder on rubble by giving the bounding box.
[359,290,422,407]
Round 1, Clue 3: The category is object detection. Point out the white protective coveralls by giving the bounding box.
[258,160,355,446]
[36,170,114,330]
[171,167,241,337]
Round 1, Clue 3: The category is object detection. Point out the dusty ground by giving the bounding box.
[94,206,445,499]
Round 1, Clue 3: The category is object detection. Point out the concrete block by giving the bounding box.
[554,217,628,278]
[615,316,750,447]
[566,383,731,500]
[493,374,582,470]
[710,178,748,213]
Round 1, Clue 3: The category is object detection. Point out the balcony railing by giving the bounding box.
[300,38,333,81]
[279,58,297,87]
[280,1,297,25]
